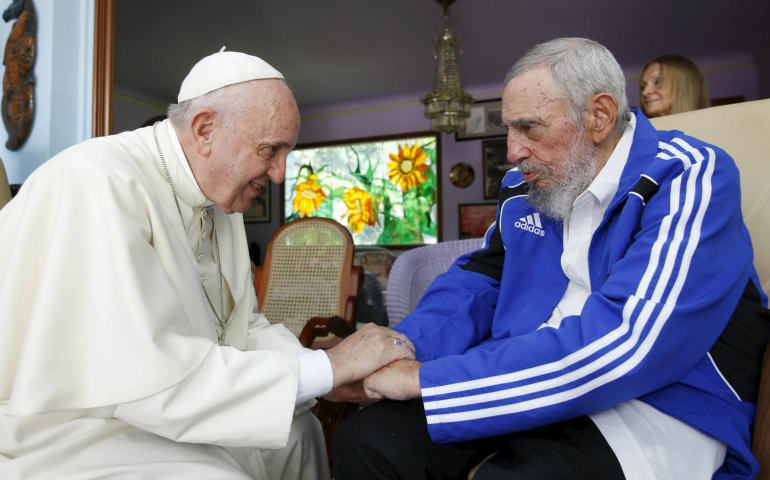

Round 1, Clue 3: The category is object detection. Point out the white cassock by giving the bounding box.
[0,120,330,480]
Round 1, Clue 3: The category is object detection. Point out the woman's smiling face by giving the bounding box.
[640,63,674,118]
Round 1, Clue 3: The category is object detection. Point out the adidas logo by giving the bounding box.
[514,213,545,236]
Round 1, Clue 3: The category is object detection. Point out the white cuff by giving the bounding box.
[295,349,334,406]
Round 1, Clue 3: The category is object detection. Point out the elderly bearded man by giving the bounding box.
[0,51,415,479]
[334,38,770,480]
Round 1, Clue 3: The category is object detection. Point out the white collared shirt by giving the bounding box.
[167,121,205,194]
[167,123,334,406]
[543,114,633,329]
[543,113,727,480]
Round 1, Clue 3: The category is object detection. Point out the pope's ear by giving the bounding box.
[189,109,216,156]
[587,93,618,144]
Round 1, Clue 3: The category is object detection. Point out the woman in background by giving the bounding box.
[639,54,710,117]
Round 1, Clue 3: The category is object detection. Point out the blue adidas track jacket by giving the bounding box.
[395,111,770,479]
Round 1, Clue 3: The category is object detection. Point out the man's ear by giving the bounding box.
[586,93,618,144]
[189,109,216,156]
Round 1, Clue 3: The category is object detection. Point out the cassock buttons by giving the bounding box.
[196,254,203,262]
[201,230,206,239]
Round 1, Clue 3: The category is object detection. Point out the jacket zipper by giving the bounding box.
[586,193,630,292]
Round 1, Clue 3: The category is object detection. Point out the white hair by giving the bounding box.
[167,80,273,132]
[505,38,631,135]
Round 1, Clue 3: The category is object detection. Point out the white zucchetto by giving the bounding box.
[178,47,284,103]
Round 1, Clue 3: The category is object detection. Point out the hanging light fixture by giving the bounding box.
[420,0,474,134]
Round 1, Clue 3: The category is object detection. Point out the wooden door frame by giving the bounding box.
[92,0,115,138]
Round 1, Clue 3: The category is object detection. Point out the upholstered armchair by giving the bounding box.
[650,99,770,477]
[387,238,484,328]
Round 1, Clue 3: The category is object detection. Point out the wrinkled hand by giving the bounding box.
[363,359,422,401]
[323,380,384,403]
[325,323,415,390]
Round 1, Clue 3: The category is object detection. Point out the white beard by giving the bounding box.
[519,137,600,222]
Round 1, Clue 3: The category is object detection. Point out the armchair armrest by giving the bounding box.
[298,315,357,349]
[344,265,364,324]
[254,264,264,297]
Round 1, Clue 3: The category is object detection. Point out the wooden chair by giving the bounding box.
[254,217,363,347]
[253,217,363,475]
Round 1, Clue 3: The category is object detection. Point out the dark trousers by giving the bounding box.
[333,399,626,480]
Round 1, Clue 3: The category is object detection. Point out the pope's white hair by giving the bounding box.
[167,80,263,132]
[505,38,631,135]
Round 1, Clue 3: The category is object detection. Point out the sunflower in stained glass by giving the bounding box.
[292,174,327,216]
[341,187,376,233]
[387,142,430,192]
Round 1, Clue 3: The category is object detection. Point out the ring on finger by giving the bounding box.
[393,338,404,346]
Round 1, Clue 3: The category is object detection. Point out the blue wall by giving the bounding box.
[0,0,94,185]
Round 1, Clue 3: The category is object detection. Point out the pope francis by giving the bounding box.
[0,51,414,479]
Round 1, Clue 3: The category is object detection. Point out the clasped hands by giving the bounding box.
[324,323,422,403]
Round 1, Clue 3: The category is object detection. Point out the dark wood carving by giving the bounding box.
[2,0,35,150]
[92,0,114,138]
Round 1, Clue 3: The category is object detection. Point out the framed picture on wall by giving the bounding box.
[459,203,497,239]
[243,183,270,223]
[482,138,512,199]
[455,98,508,141]
[281,131,442,247]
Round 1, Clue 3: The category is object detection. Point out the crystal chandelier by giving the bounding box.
[420,0,474,134]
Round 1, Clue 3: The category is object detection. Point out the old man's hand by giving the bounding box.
[362,359,422,401]
[324,323,415,394]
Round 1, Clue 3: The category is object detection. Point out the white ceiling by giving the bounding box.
[114,0,770,110]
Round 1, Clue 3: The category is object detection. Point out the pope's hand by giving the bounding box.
[363,359,422,401]
[325,323,415,391]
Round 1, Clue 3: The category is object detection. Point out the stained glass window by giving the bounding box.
[283,133,441,246]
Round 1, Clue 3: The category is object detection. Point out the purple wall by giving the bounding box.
[758,52,770,100]
[625,54,760,107]
[245,59,764,259]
